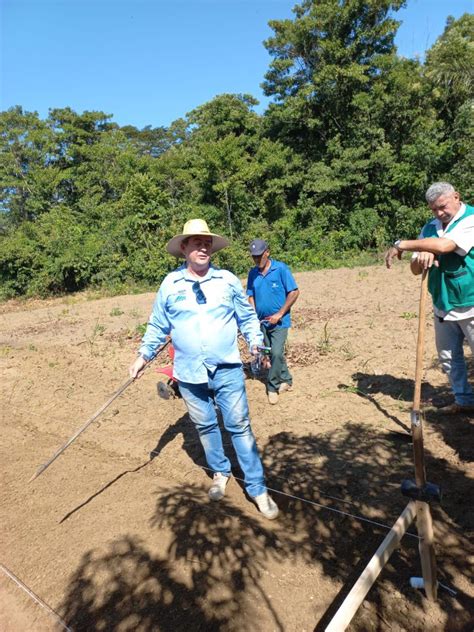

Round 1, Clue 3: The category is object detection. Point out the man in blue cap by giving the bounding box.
[247,239,299,404]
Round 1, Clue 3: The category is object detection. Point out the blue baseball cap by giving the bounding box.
[249,239,269,255]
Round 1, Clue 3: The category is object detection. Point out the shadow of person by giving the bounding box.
[148,412,204,464]
[149,410,247,489]
[338,378,411,434]
[351,371,448,403]
[59,407,247,525]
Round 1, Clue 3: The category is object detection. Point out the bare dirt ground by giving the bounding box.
[1,264,473,632]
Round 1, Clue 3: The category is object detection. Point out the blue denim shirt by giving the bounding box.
[139,265,264,383]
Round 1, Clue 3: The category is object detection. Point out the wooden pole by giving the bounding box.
[29,340,169,482]
[325,502,417,632]
[411,270,437,601]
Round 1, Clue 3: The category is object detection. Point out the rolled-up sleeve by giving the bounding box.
[447,218,474,256]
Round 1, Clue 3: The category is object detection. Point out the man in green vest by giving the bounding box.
[385,182,474,414]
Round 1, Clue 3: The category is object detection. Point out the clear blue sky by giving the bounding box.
[1,0,472,129]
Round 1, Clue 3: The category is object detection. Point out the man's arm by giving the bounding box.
[385,237,456,269]
[129,287,171,377]
[263,289,300,326]
[246,269,255,309]
[231,276,264,349]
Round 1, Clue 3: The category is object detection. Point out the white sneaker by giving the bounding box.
[208,473,230,501]
[254,492,279,519]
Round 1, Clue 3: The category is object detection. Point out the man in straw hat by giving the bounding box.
[129,219,279,519]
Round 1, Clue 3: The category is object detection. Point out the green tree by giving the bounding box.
[263,0,405,154]
[0,107,60,227]
[424,14,474,128]
[424,14,474,198]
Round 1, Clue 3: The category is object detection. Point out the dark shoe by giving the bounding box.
[430,395,454,408]
[432,403,474,415]
[157,382,172,400]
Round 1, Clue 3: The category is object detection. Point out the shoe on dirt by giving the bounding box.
[268,391,279,405]
[208,473,230,501]
[254,492,279,519]
[279,383,293,394]
[431,395,454,408]
[432,403,474,415]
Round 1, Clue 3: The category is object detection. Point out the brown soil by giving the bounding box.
[1,265,473,632]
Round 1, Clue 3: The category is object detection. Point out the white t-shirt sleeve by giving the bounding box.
[446,216,474,256]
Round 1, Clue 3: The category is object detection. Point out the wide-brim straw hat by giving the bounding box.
[166,219,230,257]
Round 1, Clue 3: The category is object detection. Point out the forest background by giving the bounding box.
[1,0,473,299]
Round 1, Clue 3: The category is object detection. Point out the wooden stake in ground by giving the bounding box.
[29,340,170,483]
[325,502,417,632]
[411,270,437,601]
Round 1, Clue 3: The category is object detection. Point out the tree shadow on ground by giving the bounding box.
[59,535,222,631]
[59,423,473,631]
[351,371,474,463]
[260,428,473,630]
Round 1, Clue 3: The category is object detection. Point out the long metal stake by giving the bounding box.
[29,340,170,483]
[411,270,437,600]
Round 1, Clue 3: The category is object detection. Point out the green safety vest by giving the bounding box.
[423,204,474,312]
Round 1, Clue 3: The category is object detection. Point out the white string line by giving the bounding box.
[172,460,422,541]
[266,471,368,507]
[263,483,421,540]
[0,564,73,632]
[12,403,418,539]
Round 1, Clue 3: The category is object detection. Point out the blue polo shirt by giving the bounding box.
[246,259,298,329]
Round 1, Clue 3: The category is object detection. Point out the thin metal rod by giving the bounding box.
[0,563,73,631]
[29,340,169,483]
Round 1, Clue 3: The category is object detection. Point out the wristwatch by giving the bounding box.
[393,240,403,251]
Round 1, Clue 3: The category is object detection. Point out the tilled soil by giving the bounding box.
[1,265,473,631]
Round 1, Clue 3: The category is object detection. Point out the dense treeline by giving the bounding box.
[1,1,473,298]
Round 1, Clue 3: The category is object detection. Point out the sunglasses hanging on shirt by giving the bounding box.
[192,281,207,304]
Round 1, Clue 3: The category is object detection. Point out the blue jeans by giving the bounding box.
[434,316,474,406]
[178,365,266,497]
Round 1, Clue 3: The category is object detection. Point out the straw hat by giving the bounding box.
[166,219,229,257]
